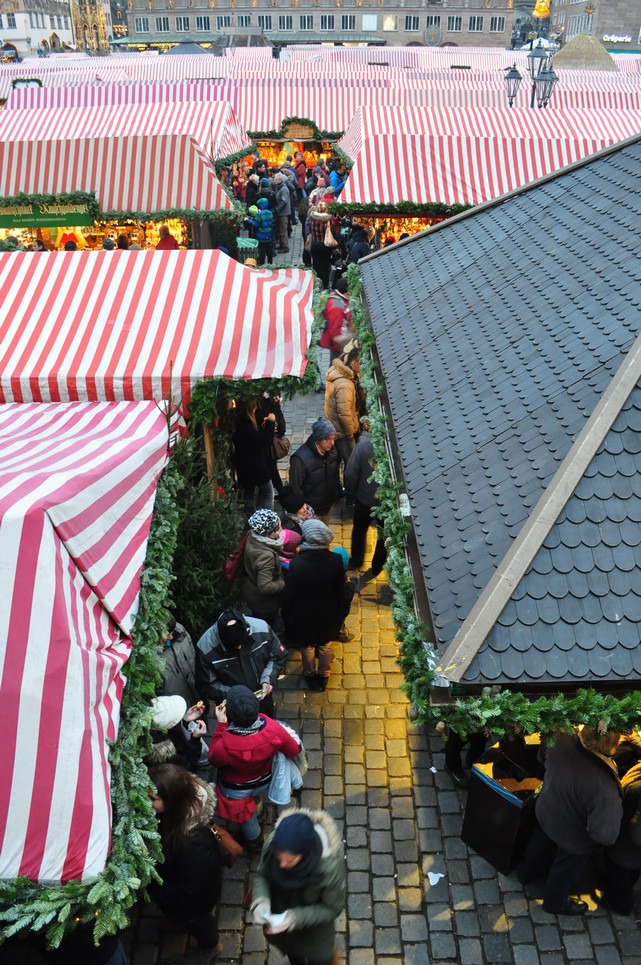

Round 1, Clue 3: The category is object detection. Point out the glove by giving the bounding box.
[250,898,271,925]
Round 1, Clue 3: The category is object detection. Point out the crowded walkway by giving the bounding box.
[117,368,641,965]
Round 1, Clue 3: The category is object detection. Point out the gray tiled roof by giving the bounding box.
[359,136,641,688]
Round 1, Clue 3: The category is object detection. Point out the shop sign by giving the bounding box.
[603,34,632,43]
[283,121,316,141]
[0,201,94,227]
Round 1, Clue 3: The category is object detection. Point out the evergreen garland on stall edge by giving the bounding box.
[348,264,641,741]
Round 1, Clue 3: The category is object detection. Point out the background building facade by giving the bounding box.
[550,0,641,52]
[0,0,75,55]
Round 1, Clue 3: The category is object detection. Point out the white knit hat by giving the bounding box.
[151,695,187,729]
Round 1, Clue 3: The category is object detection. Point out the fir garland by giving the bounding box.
[248,116,343,142]
[11,77,43,88]
[330,200,471,218]
[0,461,182,948]
[349,264,641,741]
[99,206,245,226]
[214,145,258,177]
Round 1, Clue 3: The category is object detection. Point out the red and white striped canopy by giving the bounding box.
[0,250,315,404]
[0,100,251,162]
[0,132,235,213]
[337,105,641,163]
[3,80,235,111]
[0,400,168,883]
[341,132,628,207]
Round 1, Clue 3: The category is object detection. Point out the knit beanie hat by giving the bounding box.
[272,813,318,856]
[279,485,306,514]
[151,695,187,729]
[226,685,260,727]
[217,609,251,650]
[260,178,270,187]
[248,509,280,537]
[301,519,333,548]
[311,418,336,442]
[257,197,269,208]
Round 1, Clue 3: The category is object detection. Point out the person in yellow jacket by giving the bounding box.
[324,346,361,501]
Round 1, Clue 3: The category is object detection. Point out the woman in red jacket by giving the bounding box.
[208,686,300,850]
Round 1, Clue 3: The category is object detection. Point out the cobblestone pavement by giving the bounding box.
[123,252,641,965]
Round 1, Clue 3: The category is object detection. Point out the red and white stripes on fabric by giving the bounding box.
[0,133,235,212]
[0,100,251,161]
[0,250,315,404]
[337,105,641,164]
[4,80,235,111]
[0,400,168,883]
[341,132,621,207]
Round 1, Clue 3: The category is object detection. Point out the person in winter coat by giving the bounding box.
[348,226,371,264]
[146,695,209,774]
[195,608,287,719]
[243,509,286,627]
[324,349,360,487]
[293,151,307,197]
[248,198,274,266]
[344,433,387,576]
[289,418,340,518]
[597,760,641,914]
[279,485,316,538]
[256,392,287,496]
[328,160,347,198]
[208,686,300,850]
[273,174,292,253]
[519,727,623,915]
[158,615,203,707]
[245,173,261,209]
[147,764,223,965]
[307,202,339,290]
[318,277,354,361]
[281,519,347,692]
[233,399,276,514]
[251,808,346,965]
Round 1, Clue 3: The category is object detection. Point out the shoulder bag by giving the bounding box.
[209,824,244,868]
[324,223,338,248]
[272,435,291,460]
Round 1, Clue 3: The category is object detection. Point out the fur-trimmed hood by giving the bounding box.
[273,807,343,859]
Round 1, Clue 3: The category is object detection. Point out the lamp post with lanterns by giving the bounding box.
[504,0,559,109]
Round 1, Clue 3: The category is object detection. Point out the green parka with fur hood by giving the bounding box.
[251,807,346,963]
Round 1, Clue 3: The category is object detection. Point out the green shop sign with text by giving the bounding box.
[0,200,94,228]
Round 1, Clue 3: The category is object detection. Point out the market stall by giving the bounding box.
[0,248,315,403]
[333,105,641,243]
[0,399,169,883]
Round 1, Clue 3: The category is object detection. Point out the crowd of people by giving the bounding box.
[232,152,371,284]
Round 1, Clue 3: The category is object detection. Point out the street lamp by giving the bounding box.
[504,63,523,107]
[534,63,559,108]
[526,40,549,107]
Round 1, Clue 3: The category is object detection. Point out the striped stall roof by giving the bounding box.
[3,80,235,111]
[341,131,627,207]
[0,399,168,883]
[337,105,641,163]
[0,133,235,213]
[0,100,252,161]
[0,250,315,403]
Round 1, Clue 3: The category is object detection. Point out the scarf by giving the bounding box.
[252,532,284,549]
[227,717,266,737]
[264,833,324,913]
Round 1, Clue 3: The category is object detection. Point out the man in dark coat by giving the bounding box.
[195,609,287,718]
[344,433,387,577]
[282,520,347,692]
[157,615,202,707]
[288,418,339,518]
[519,727,623,915]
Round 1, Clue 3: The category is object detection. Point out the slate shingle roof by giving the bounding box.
[359,136,641,688]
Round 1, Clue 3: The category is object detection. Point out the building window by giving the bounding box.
[383,15,398,31]
[279,14,293,29]
[28,12,33,27]
[567,12,593,39]
[258,14,271,29]
[489,16,505,32]
[155,16,169,31]
[216,15,231,28]
[135,15,149,30]
[49,16,55,28]
[405,15,420,31]
[320,14,334,30]
[447,16,462,32]
[196,14,210,29]
[238,14,251,26]
[468,16,483,31]
[426,15,441,27]
[6,12,15,27]
[176,15,189,30]
[65,15,70,28]
[300,14,313,30]
[57,15,62,27]
[342,14,355,31]
[362,14,377,31]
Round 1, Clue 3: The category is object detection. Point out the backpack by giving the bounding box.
[223,530,250,581]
